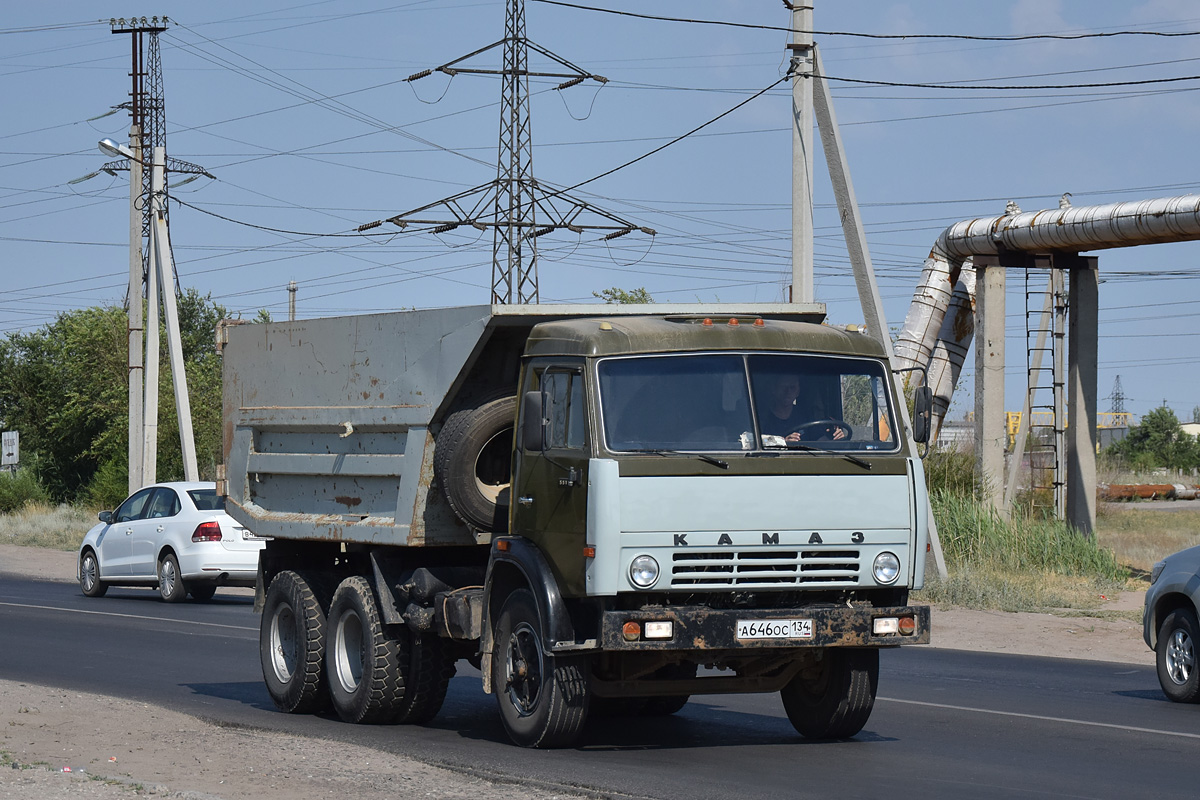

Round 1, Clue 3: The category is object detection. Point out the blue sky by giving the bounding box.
[3,0,1199,422]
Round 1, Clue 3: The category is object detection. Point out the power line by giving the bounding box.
[531,1,1200,42]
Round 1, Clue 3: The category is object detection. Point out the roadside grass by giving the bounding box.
[1095,504,1200,575]
[0,503,93,551]
[916,488,1129,613]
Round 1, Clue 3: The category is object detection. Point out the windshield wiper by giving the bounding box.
[643,449,729,469]
[781,441,872,470]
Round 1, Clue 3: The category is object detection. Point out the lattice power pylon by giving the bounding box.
[365,0,653,304]
[103,17,210,293]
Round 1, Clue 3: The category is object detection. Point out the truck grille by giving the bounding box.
[670,549,861,588]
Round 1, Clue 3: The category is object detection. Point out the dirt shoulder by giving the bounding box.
[0,543,1155,799]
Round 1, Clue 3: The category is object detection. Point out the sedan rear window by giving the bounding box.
[188,489,222,511]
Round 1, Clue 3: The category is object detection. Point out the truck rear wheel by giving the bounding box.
[435,395,516,533]
[261,570,331,714]
[393,632,457,724]
[326,576,406,724]
[493,589,589,748]
[780,648,878,739]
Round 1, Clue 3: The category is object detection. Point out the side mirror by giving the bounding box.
[98,510,113,524]
[521,390,545,452]
[913,385,933,444]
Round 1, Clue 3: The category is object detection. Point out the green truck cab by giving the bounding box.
[220,304,931,748]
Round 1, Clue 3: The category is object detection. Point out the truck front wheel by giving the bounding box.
[780,648,878,739]
[493,589,589,748]
[260,570,331,714]
[326,576,406,724]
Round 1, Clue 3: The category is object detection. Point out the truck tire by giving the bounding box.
[780,648,878,739]
[492,589,589,748]
[393,633,457,724]
[261,570,331,714]
[435,395,516,533]
[326,576,407,724]
[1157,607,1200,703]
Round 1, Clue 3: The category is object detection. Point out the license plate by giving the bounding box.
[736,618,813,640]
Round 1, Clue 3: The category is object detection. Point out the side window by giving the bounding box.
[147,488,181,519]
[543,370,586,450]
[115,488,154,523]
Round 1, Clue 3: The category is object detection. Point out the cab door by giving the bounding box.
[514,364,590,597]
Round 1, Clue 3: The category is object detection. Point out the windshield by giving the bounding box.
[597,353,898,453]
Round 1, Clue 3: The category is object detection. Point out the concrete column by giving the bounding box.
[974,256,1006,512]
[1066,259,1099,535]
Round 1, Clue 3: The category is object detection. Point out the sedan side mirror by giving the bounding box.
[522,390,545,452]
[98,510,113,524]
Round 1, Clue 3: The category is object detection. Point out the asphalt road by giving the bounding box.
[2,574,1197,800]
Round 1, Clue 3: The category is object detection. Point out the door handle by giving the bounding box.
[156,525,165,532]
[517,496,534,507]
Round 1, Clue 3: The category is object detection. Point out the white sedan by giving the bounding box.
[78,481,265,602]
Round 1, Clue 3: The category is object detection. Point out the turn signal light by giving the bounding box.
[583,546,596,558]
[622,621,641,641]
[192,521,223,542]
[898,616,916,636]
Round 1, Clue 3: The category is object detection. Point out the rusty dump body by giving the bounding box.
[219,303,825,547]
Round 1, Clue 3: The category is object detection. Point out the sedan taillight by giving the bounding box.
[192,521,223,542]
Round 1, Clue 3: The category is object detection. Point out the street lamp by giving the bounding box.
[98,138,138,161]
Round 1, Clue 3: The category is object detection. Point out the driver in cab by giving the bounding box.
[761,375,847,443]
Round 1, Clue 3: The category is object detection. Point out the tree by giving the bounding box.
[1106,406,1200,472]
[592,287,653,304]
[0,290,229,503]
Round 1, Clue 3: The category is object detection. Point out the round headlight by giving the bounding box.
[629,555,660,589]
[872,552,901,585]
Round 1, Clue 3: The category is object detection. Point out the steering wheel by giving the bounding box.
[788,418,852,442]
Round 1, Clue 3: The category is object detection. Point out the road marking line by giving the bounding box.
[0,601,257,632]
[880,696,1200,739]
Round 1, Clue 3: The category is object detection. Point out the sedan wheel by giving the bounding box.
[158,553,187,603]
[79,550,108,598]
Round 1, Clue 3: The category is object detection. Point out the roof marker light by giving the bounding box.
[754,318,765,327]
[728,317,739,326]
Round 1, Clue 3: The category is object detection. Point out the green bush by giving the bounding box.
[0,468,50,513]
[84,457,130,511]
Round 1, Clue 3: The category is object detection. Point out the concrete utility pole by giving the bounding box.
[127,123,144,494]
[789,1,815,304]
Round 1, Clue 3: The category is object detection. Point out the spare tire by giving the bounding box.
[434,395,516,532]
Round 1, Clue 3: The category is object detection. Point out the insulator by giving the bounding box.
[432,222,460,234]
[555,76,585,91]
[533,226,556,238]
[357,220,383,232]
[638,226,657,236]
[603,228,633,241]
[407,69,432,82]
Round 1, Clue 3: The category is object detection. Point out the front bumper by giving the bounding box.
[596,604,930,651]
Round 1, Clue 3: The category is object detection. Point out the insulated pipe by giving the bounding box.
[895,194,1200,437]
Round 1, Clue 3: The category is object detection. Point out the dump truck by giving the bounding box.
[219,303,933,748]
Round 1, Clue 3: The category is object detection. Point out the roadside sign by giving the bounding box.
[1,431,17,467]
